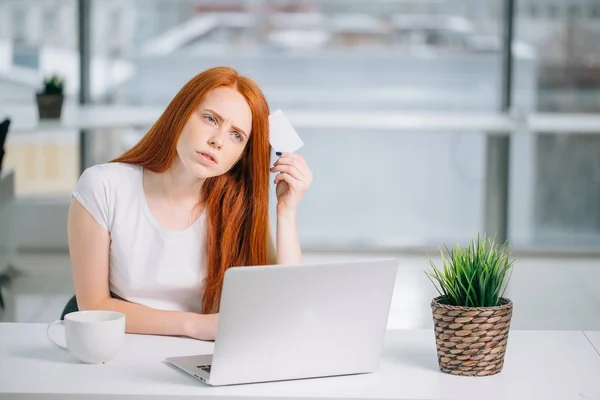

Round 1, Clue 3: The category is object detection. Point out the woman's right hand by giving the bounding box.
[185,313,219,341]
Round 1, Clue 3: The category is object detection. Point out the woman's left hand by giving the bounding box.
[270,152,313,216]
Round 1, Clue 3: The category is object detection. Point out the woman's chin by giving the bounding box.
[189,162,221,179]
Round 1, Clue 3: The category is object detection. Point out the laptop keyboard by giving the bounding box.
[197,365,212,373]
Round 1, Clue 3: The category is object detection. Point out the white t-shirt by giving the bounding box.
[72,162,206,313]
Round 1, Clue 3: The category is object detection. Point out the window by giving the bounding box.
[568,5,580,18]
[529,4,539,18]
[2,1,78,198]
[43,8,58,40]
[4,0,599,252]
[12,6,27,43]
[85,0,502,248]
[515,0,600,249]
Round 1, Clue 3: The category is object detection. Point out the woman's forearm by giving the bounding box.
[276,211,302,264]
[89,297,214,340]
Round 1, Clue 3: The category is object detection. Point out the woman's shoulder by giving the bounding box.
[82,161,140,178]
[74,162,141,203]
[72,162,142,231]
[77,162,141,187]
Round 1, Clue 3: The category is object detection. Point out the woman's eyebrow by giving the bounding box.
[204,108,248,137]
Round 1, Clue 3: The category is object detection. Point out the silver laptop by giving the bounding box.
[165,258,398,386]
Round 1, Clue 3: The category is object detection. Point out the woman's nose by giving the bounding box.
[208,128,226,149]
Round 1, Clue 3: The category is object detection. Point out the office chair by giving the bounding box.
[0,118,10,173]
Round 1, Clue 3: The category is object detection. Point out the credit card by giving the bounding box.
[269,109,304,153]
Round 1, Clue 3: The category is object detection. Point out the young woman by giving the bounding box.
[66,66,313,341]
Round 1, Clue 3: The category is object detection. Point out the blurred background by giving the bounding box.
[0,0,599,330]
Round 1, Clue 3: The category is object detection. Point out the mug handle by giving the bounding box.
[47,320,67,351]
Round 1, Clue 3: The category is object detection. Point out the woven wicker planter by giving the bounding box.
[431,295,513,376]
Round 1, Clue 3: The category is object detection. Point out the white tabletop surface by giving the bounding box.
[585,331,600,354]
[1,324,599,400]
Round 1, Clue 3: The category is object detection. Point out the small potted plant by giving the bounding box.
[425,234,515,377]
[36,74,65,119]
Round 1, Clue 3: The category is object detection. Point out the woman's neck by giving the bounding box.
[147,159,205,202]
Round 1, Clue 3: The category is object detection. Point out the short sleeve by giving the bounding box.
[72,165,111,231]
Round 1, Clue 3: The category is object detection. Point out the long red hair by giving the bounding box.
[111,66,271,313]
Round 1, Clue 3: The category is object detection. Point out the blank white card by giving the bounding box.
[269,109,304,153]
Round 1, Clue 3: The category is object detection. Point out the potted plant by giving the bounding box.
[36,74,65,119]
[425,234,515,377]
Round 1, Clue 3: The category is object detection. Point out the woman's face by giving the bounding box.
[177,86,253,179]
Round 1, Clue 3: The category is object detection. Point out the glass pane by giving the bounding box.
[513,0,600,249]
[3,131,79,196]
[0,0,79,197]
[89,0,503,248]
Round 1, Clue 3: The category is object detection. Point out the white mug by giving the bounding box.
[47,310,126,364]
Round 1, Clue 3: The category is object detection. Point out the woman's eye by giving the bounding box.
[204,115,217,125]
[233,132,244,142]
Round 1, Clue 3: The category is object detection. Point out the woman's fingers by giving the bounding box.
[270,163,304,181]
[274,172,300,186]
[272,153,310,180]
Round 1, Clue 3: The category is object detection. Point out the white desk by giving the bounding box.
[586,331,600,355]
[1,324,599,399]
